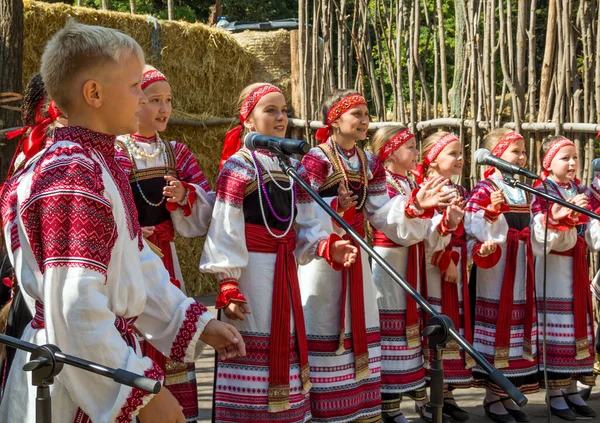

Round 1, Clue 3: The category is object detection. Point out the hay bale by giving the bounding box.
[23,1,254,120]
[232,29,292,98]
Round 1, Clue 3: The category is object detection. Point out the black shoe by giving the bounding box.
[483,399,516,423]
[579,386,592,401]
[443,400,469,421]
[415,403,451,423]
[382,412,404,423]
[546,395,577,421]
[500,400,529,422]
[563,392,596,418]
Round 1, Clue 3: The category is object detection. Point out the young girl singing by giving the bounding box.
[466,129,538,423]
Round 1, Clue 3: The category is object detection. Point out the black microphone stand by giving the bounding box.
[0,333,161,423]
[278,156,527,423]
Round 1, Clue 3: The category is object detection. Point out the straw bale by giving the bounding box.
[23,1,254,118]
[232,29,292,98]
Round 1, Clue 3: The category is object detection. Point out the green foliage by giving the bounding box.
[65,0,298,22]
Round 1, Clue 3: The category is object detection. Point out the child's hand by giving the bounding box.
[443,261,459,283]
[416,176,455,209]
[490,189,505,211]
[138,388,186,423]
[331,239,358,267]
[568,193,589,219]
[478,240,497,257]
[223,302,252,321]
[164,175,187,203]
[141,226,155,238]
[200,318,247,360]
[551,202,572,222]
[337,184,358,214]
[446,197,466,229]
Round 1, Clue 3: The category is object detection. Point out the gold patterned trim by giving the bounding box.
[268,384,291,413]
[494,347,510,369]
[406,323,421,349]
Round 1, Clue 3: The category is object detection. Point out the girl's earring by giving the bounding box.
[336,127,341,134]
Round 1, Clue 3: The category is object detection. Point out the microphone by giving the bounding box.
[244,132,310,156]
[474,148,540,180]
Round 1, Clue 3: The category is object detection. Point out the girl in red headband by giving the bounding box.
[530,135,600,420]
[466,128,538,422]
[370,127,463,423]
[200,83,356,422]
[115,65,216,421]
[298,89,435,422]
[415,132,474,421]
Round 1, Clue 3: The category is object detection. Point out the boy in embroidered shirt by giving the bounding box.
[0,20,245,423]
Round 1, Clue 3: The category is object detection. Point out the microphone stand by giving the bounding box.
[501,174,600,221]
[0,333,161,423]
[278,156,528,423]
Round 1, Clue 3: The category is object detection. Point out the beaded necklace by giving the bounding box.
[490,174,526,205]
[330,140,368,211]
[122,134,169,207]
[335,143,360,170]
[122,132,164,160]
[385,170,408,196]
[547,178,578,199]
[250,151,296,238]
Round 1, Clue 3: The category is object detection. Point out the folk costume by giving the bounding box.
[200,84,329,423]
[465,132,539,396]
[412,134,475,391]
[371,129,455,416]
[0,126,214,423]
[530,138,600,390]
[298,94,422,423]
[115,69,215,421]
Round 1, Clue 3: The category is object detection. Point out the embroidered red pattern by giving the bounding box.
[424,133,459,166]
[325,94,367,125]
[240,84,282,121]
[169,301,208,362]
[141,69,168,90]
[115,361,165,423]
[491,132,523,157]
[21,146,117,276]
[542,138,574,170]
[379,129,415,162]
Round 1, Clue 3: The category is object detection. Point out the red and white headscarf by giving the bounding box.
[412,133,459,184]
[219,84,283,170]
[141,68,168,90]
[540,137,576,181]
[483,131,524,178]
[315,94,367,142]
[378,128,415,163]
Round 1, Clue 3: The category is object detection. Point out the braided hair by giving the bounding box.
[21,73,47,127]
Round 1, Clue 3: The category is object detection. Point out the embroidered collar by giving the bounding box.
[54,126,117,159]
[132,133,158,144]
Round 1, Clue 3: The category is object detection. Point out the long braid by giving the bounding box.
[21,74,47,127]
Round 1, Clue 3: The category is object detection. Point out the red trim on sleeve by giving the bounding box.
[473,242,502,268]
[215,279,247,309]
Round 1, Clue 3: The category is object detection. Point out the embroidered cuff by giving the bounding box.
[432,250,459,273]
[115,361,164,423]
[169,301,212,363]
[438,210,464,236]
[317,233,345,271]
[473,242,502,268]
[215,279,247,309]
[405,188,435,219]
[166,181,197,217]
[483,203,510,222]
[543,210,576,232]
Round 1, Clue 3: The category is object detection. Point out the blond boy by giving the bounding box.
[0,20,244,423]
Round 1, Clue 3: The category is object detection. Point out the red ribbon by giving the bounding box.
[244,223,311,409]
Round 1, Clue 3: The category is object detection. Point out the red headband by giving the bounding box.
[141,69,168,90]
[411,133,459,184]
[483,131,524,178]
[378,128,415,163]
[315,94,367,142]
[540,138,575,181]
[5,99,63,179]
[219,84,282,170]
